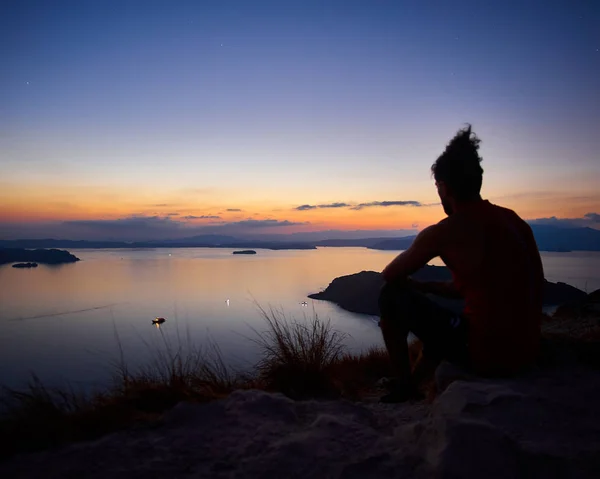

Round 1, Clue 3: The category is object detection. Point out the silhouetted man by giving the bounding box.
[379,125,544,402]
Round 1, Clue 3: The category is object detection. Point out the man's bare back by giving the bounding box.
[378,126,544,401]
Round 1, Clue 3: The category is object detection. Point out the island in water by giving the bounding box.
[11,262,38,268]
[0,248,80,265]
[232,250,257,255]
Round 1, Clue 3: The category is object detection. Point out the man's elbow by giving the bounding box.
[382,267,411,284]
[381,266,398,283]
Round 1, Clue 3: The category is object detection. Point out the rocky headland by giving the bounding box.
[308,265,588,316]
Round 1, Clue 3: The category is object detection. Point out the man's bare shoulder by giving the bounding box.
[415,220,448,246]
[431,216,453,235]
[488,201,524,220]
[491,202,531,230]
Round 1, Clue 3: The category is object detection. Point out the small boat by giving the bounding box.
[152,317,166,325]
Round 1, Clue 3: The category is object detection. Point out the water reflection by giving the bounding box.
[0,248,598,391]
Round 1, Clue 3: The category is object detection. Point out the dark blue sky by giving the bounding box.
[1,0,599,240]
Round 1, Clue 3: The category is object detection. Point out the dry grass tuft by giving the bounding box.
[250,306,348,399]
[0,332,242,460]
[0,308,417,459]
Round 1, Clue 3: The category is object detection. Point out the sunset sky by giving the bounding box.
[1,0,599,240]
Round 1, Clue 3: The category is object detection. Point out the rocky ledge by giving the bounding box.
[1,344,599,478]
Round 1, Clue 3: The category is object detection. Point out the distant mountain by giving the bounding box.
[368,236,417,251]
[0,238,315,250]
[316,237,412,248]
[529,225,600,252]
[2,225,598,252]
[149,234,240,245]
[254,229,417,242]
[0,235,240,249]
[0,239,133,249]
[367,226,600,252]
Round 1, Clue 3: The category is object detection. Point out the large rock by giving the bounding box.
[543,280,588,307]
[368,225,600,252]
[308,267,587,316]
[542,290,600,353]
[553,289,600,319]
[2,364,599,478]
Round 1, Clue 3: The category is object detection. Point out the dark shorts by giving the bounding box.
[378,282,470,366]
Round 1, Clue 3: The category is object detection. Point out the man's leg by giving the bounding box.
[378,281,468,402]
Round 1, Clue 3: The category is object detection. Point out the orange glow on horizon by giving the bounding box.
[1,180,599,232]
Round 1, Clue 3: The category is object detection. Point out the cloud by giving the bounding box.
[295,200,425,211]
[152,203,170,207]
[318,202,350,209]
[226,208,242,212]
[350,200,422,211]
[527,212,600,229]
[167,212,180,216]
[294,203,350,211]
[183,215,222,220]
[226,219,308,228]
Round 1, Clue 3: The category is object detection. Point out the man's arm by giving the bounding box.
[382,225,441,283]
[520,221,545,307]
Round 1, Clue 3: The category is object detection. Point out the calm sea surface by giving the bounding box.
[1,247,599,390]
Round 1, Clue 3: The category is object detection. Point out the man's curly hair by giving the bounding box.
[431,124,484,201]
